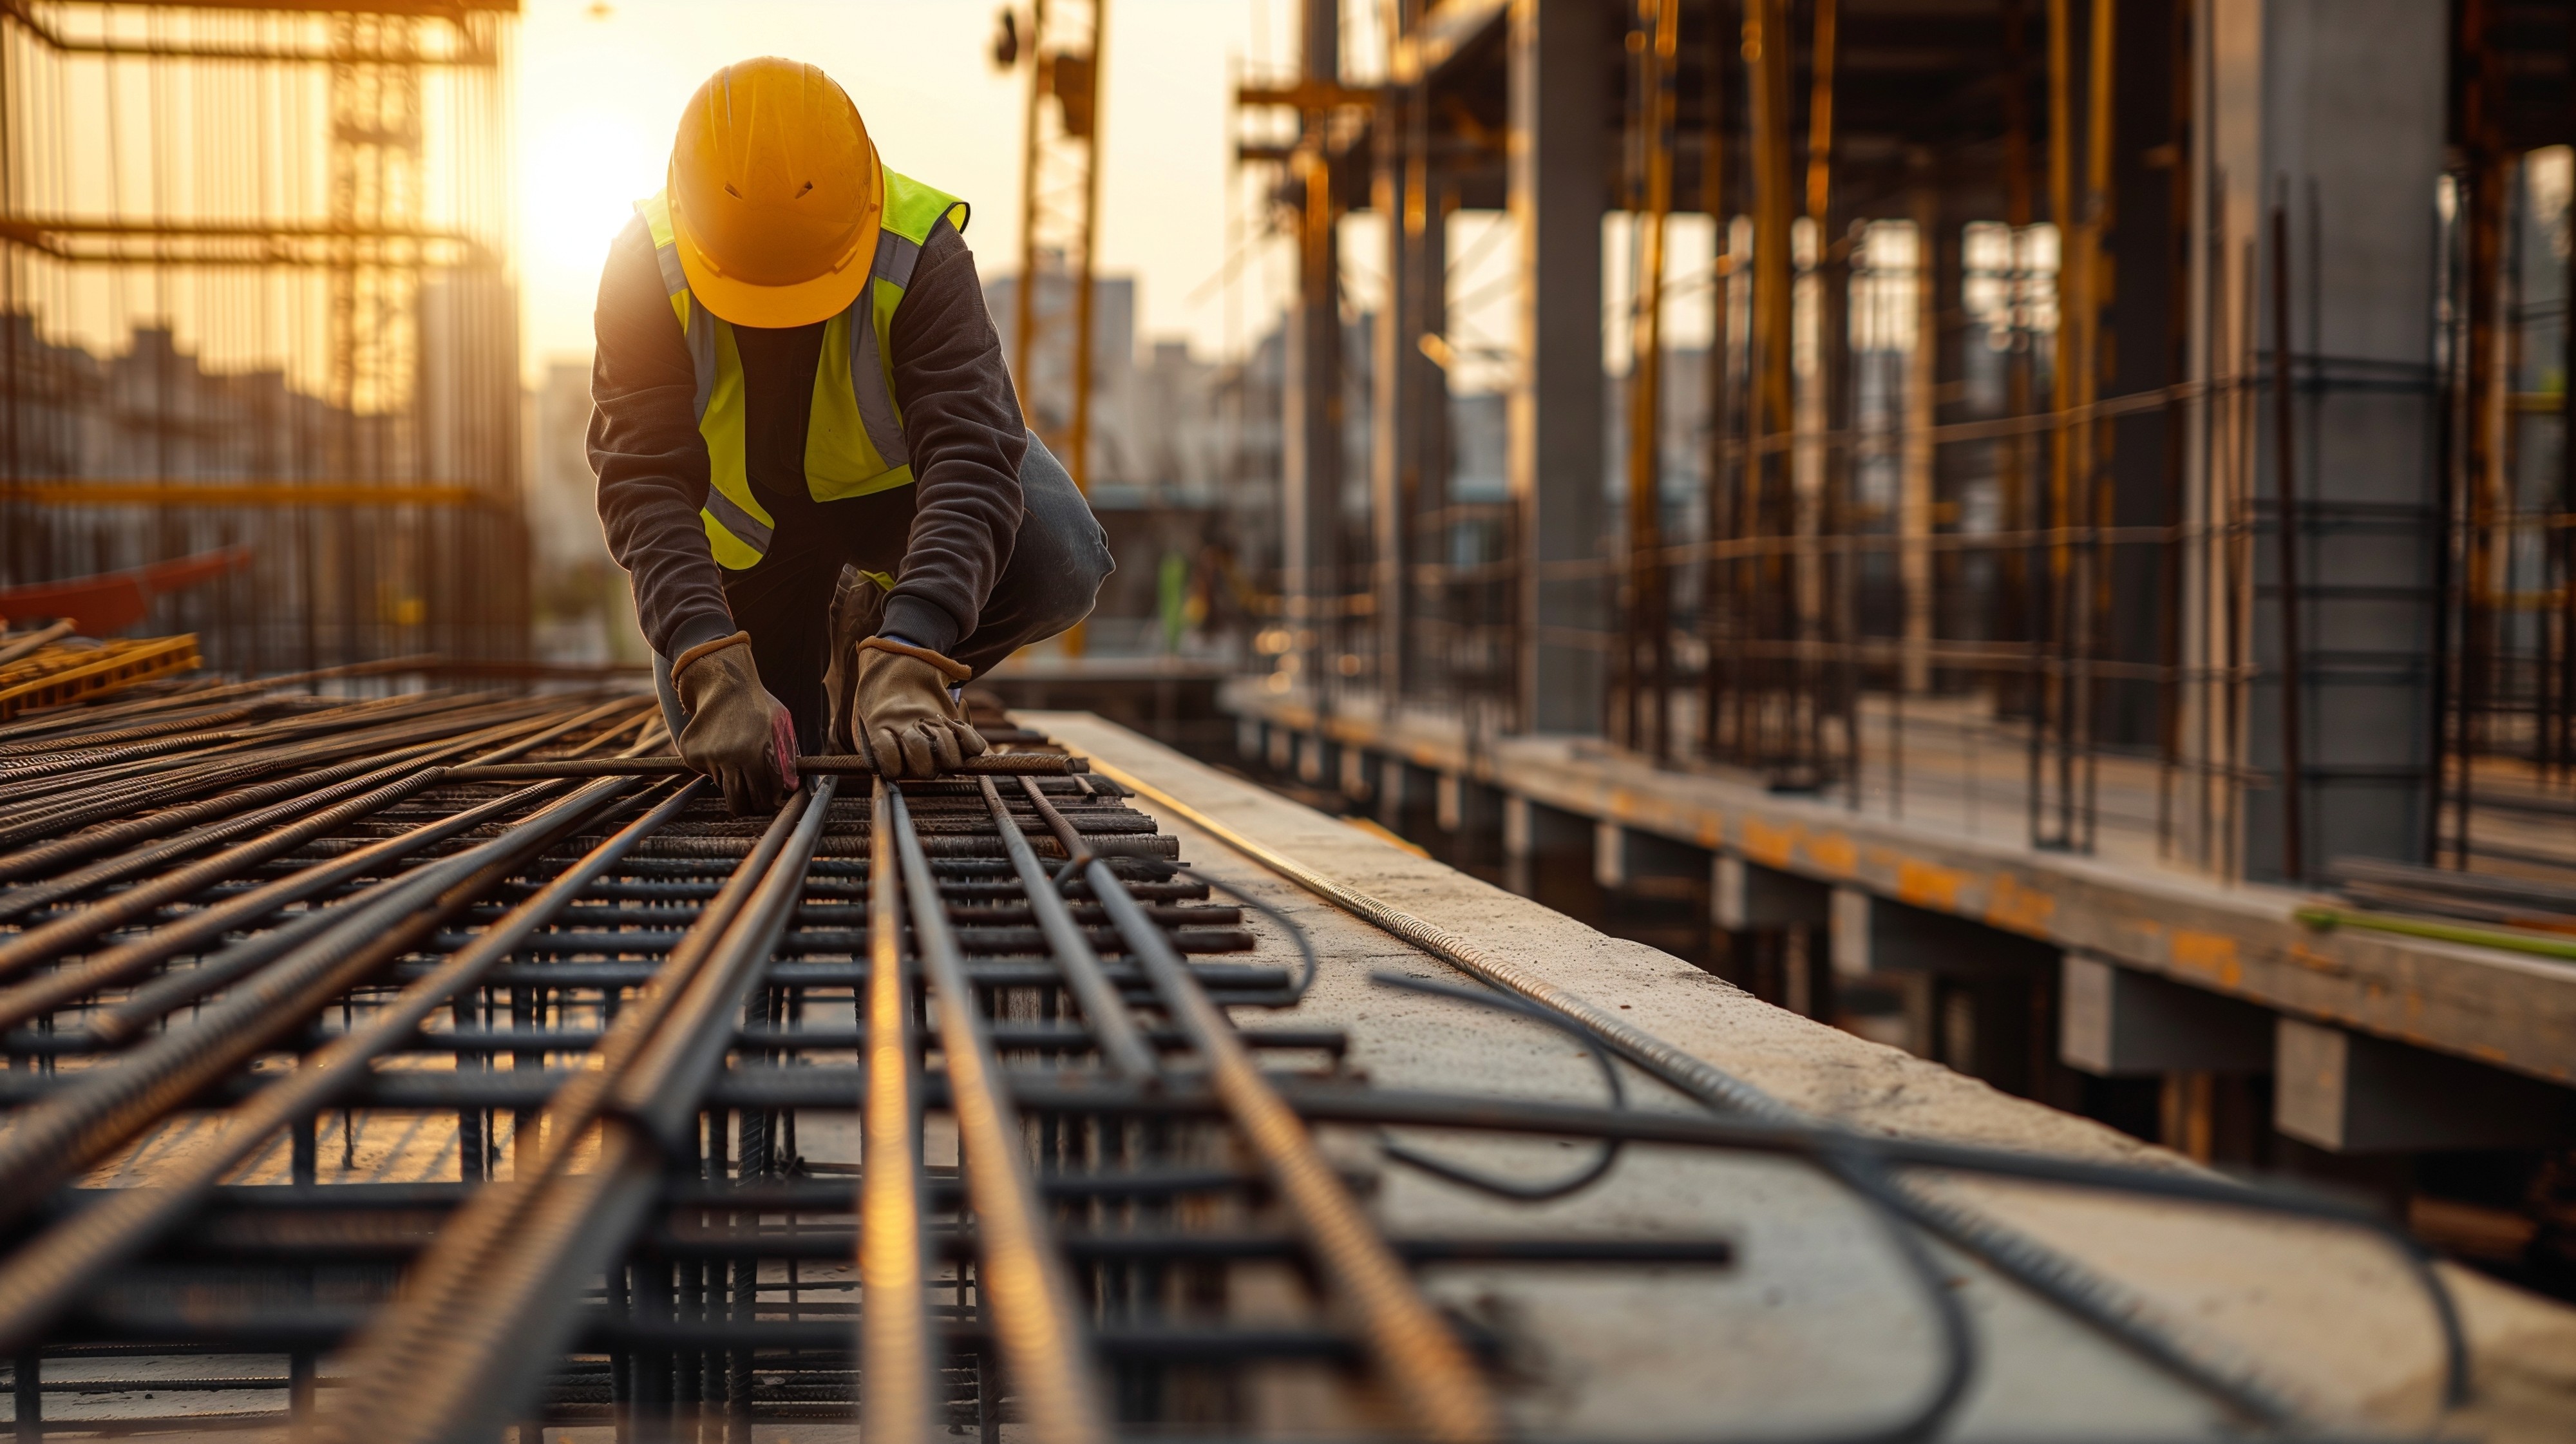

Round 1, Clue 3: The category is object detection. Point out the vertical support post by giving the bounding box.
[2194,0,2445,879]
[1902,153,1938,695]
[2559,6,2576,783]
[1010,0,1107,656]
[1744,0,1795,764]
[1799,0,1841,783]
[1998,0,2036,711]
[1285,0,1344,714]
[2455,98,2508,869]
[1509,0,1607,735]
[1066,0,1106,502]
[2269,198,2305,880]
[1700,0,1735,759]
[1012,0,1050,424]
[1624,0,1681,758]
[14,1353,37,1444]
[1371,55,1409,711]
[2078,0,2117,853]
[2041,0,2078,847]
[1416,129,1450,704]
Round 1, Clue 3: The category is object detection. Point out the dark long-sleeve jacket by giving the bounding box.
[586,212,1028,658]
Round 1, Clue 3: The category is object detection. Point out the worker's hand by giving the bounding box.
[670,631,800,815]
[851,636,988,780]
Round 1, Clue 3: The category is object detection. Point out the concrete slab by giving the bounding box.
[1226,683,2576,1091]
[1035,709,2576,1442]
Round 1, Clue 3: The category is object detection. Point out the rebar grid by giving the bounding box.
[0,678,2468,1439]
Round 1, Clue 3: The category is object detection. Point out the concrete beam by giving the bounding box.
[1505,793,1593,899]
[2060,955,2275,1077]
[1712,854,1830,931]
[1222,681,2576,1088]
[1376,755,1412,831]
[2275,1017,2571,1153]
[1034,707,2576,1438]
[1295,732,1329,786]
[1506,0,1605,735]
[1433,770,1504,849]
[1832,888,2055,980]
[1340,745,1372,802]
[1595,822,1705,895]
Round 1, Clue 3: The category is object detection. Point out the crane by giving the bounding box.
[994,0,1107,656]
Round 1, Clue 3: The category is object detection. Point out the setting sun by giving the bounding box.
[522,111,661,276]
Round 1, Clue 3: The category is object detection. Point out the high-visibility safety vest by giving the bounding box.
[636,173,970,569]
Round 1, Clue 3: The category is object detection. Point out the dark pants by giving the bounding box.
[655,434,1112,747]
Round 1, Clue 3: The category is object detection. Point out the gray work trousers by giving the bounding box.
[654,433,1111,748]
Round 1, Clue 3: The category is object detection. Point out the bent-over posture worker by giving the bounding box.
[591,57,1112,810]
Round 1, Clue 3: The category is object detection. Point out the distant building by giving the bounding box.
[526,358,609,574]
[522,355,641,665]
[983,263,1136,487]
[0,315,531,672]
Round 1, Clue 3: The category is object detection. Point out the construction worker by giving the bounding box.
[591,57,1111,812]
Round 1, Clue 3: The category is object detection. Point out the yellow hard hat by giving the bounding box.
[667,57,882,328]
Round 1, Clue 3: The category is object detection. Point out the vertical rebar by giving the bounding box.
[2270,198,2306,880]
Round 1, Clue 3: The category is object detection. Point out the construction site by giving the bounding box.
[0,0,2573,1439]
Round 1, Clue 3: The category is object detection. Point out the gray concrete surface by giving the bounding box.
[1224,681,2576,1094]
[1034,710,2576,1442]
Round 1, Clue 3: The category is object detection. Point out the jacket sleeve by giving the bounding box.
[587,215,737,660]
[878,220,1031,656]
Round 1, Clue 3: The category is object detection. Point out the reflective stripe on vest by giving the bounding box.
[637,170,969,569]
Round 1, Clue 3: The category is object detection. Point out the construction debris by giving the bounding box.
[0,631,203,721]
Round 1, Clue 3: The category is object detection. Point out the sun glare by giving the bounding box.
[522,113,661,275]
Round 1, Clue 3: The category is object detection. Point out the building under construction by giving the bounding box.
[1221,0,2576,1270]
[0,0,526,672]
[0,0,2573,1439]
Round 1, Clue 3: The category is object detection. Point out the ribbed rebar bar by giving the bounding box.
[892,784,1113,1444]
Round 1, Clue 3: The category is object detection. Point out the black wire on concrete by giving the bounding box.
[1367,969,1629,1203]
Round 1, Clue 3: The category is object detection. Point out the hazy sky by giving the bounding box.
[516,0,1300,375]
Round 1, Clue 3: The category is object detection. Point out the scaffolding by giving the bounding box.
[0,0,527,674]
[1240,0,2576,888]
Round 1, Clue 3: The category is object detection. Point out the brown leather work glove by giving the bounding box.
[670,631,799,815]
[822,566,887,754]
[850,636,989,780]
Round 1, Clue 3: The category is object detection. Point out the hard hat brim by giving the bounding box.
[670,178,880,330]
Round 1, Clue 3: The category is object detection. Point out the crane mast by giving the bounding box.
[1000,0,1107,656]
